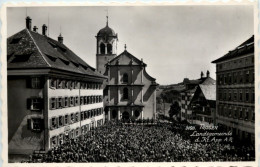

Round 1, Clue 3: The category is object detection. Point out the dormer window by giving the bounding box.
[123,73,128,83]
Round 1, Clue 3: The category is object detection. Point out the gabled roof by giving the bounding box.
[7,29,106,79]
[212,35,254,63]
[199,84,216,101]
[108,50,147,66]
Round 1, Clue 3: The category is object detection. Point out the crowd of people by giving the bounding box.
[24,121,255,162]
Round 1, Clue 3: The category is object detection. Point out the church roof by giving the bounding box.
[97,25,117,37]
[7,28,106,79]
[212,35,254,63]
[108,50,147,66]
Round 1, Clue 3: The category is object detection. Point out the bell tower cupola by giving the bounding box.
[96,15,118,74]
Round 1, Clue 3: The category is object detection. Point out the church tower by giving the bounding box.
[96,16,118,74]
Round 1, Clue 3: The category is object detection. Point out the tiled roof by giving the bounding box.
[7,29,106,79]
[212,35,254,63]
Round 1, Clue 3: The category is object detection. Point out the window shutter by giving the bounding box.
[55,117,58,129]
[26,77,32,88]
[27,119,31,130]
[27,98,31,110]
[49,98,52,110]
[62,98,65,107]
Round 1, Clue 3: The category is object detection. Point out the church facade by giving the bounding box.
[96,18,157,121]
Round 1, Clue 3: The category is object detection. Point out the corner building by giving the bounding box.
[212,35,255,144]
[96,19,158,121]
[7,17,106,155]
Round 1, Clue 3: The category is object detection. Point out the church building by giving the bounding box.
[96,17,158,121]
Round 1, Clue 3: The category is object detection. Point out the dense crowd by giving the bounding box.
[25,121,255,162]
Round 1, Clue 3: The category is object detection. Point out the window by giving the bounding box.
[233,72,237,84]
[234,91,237,101]
[233,107,237,118]
[246,70,250,83]
[64,115,69,125]
[70,113,74,124]
[245,109,249,120]
[30,118,43,131]
[240,71,243,83]
[50,78,56,88]
[70,81,75,89]
[75,113,79,122]
[64,97,69,107]
[228,91,231,101]
[123,73,128,83]
[50,98,56,110]
[239,90,243,101]
[57,79,63,89]
[28,98,42,111]
[70,97,74,106]
[239,108,243,119]
[58,116,63,127]
[123,87,128,100]
[80,96,84,105]
[246,90,249,102]
[81,112,84,121]
[84,111,88,119]
[64,80,69,89]
[31,77,42,89]
[107,43,113,54]
[100,43,105,54]
[84,96,87,105]
[87,96,90,104]
[57,97,63,109]
[51,117,57,129]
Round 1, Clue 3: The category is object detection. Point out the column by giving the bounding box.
[141,110,144,120]
[132,109,134,117]
[117,87,120,104]
[131,87,134,103]
[105,44,107,54]
[118,109,120,120]
[108,108,111,121]
[131,67,133,84]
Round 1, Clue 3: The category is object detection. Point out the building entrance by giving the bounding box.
[122,111,130,121]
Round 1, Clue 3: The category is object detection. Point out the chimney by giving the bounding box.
[207,70,210,78]
[58,34,63,44]
[201,71,204,78]
[33,26,38,33]
[42,24,47,36]
[26,16,32,30]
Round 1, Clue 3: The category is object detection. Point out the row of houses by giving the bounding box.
[179,35,255,144]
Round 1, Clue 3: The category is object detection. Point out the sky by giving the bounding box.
[7,6,254,85]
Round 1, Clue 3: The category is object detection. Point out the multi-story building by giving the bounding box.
[189,84,216,125]
[212,35,254,144]
[180,71,215,122]
[96,18,158,121]
[7,17,106,155]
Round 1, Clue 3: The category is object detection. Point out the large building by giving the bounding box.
[180,71,216,123]
[212,35,255,144]
[7,17,106,155]
[96,18,157,121]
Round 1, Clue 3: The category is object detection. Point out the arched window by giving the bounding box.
[134,110,140,117]
[123,73,128,83]
[107,43,112,54]
[100,43,105,54]
[123,87,128,100]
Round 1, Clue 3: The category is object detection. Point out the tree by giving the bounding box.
[168,101,181,118]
